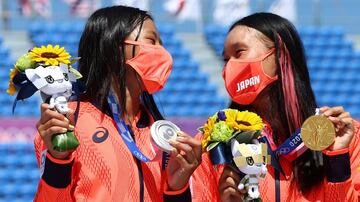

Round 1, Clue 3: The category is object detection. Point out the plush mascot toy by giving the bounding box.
[231,139,269,200]
[7,45,82,152]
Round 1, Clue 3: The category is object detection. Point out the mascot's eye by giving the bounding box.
[246,157,254,166]
[45,75,54,84]
[63,73,69,81]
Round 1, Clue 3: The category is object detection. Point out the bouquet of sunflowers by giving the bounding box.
[7,44,82,152]
[200,109,265,151]
[200,109,270,201]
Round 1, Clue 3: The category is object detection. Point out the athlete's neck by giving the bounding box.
[251,90,288,144]
[123,67,143,125]
[123,86,141,125]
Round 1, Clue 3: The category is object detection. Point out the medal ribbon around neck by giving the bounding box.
[107,92,159,163]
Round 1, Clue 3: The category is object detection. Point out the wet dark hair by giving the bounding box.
[228,13,322,192]
[78,6,163,121]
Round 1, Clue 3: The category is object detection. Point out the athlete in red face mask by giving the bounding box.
[218,13,360,202]
[222,48,277,105]
[34,6,220,202]
[124,40,173,94]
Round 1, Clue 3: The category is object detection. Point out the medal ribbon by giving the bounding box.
[107,92,159,163]
[260,128,309,178]
[259,128,308,176]
[275,128,308,162]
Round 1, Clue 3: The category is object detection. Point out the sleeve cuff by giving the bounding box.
[163,182,191,201]
[322,148,349,156]
[41,153,74,188]
[323,151,351,183]
[164,182,190,195]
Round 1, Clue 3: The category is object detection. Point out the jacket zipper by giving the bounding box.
[135,158,144,202]
[275,169,280,202]
[129,127,144,202]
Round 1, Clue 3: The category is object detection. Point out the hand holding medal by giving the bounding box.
[150,120,202,191]
[301,107,354,151]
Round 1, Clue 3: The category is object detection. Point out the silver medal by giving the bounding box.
[150,120,180,152]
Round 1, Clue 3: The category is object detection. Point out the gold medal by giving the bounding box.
[301,115,336,151]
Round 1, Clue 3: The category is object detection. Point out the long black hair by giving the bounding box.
[228,13,323,192]
[78,6,163,121]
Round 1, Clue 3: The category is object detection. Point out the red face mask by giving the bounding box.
[222,49,278,105]
[125,40,173,94]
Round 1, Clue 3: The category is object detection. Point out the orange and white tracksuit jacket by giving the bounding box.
[33,102,221,202]
[33,101,360,201]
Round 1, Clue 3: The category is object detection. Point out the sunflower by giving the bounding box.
[201,115,216,150]
[224,109,240,129]
[29,44,71,66]
[7,68,18,95]
[232,110,264,131]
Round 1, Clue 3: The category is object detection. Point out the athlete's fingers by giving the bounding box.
[39,118,73,133]
[169,140,197,165]
[322,106,345,117]
[39,104,68,126]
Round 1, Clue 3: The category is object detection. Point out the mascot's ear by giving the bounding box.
[252,139,260,145]
[25,67,47,89]
[59,63,69,73]
[25,68,36,81]
[231,139,242,157]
